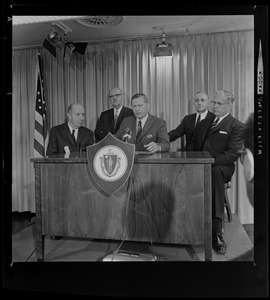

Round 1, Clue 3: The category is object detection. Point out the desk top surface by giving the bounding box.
[31,151,214,164]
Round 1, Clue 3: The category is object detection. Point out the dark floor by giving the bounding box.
[11,211,254,244]
[12,211,36,235]
[11,211,254,262]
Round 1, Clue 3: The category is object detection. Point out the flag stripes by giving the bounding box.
[34,53,48,157]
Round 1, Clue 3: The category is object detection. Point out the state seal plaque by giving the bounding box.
[86,133,135,195]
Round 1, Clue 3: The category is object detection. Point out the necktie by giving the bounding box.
[114,110,119,128]
[211,117,220,129]
[195,114,201,131]
[136,120,142,141]
[71,130,77,149]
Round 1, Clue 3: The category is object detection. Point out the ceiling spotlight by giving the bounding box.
[184,27,189,37]
[153,31,173,57]
[43,22,88,59]
[47,25,62,46]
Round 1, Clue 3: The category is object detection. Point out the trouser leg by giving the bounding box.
[212,165,234,234]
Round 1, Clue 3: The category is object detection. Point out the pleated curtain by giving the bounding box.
[12,30,254,224]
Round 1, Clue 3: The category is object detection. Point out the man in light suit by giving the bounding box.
[46,103,94,155]
[115,93,170,153]
[194,90,244,254]
[168,91,214,151]
[94,87,134,142]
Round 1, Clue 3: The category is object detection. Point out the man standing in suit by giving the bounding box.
[195,90,244,254]
[168,91,214,150]
[115,93,170,153]
[94,87,134,142]
[46,102,94,156]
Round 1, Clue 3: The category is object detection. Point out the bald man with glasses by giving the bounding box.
[94,87,134,142]
[193,90,244,254]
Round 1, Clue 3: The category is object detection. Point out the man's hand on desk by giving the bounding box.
[144,142,161,154]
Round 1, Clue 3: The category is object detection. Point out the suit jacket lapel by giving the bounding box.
[206,111,214,119]
[136,114,154,142]
[125,115,137,143]
[109,109,115,129]
[208,114,232,134]
[191,113,197,131]
[65,123,75,145]
[199,116,214,147]
[77,127,84,149]
[116,107,125,127]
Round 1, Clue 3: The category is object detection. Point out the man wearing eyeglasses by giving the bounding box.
[194,90,244,254]
[94,87,134,142]
[168,91,214,150]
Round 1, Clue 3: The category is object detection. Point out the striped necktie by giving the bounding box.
[211,117,220,129]
[136,120,142,141]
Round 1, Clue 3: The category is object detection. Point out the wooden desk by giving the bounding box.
[31,151,214,261]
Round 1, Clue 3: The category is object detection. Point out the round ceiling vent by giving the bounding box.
[76,16,124,28]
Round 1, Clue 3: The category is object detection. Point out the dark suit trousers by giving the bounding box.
[212,164,235,234]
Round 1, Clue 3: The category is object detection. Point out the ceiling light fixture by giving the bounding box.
[153,31,173,57]
[47,24,62,46]
[152,23,193,57]
[43,22,88,59]
[183,27,190,37]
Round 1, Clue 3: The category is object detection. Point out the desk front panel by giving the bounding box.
[40,162,206,245]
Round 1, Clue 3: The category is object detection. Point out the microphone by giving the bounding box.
[123,127,132,143]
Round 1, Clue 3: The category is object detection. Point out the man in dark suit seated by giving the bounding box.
[194,90,244,254]
[46,102,94,240]
[94,87,134,142]
[46,102,94,156]
[115,93,170,154]
[168,91,214,151]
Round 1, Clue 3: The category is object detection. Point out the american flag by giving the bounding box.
[34,53,48,157]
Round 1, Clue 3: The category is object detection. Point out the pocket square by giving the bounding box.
[219,131,228,134]
[147,134,153,138]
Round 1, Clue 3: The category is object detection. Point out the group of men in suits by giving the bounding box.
[46,87,245,254]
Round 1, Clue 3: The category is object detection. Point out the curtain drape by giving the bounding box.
[12,30,254,224]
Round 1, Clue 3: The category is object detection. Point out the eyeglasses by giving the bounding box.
[238,148,247,165]
[194,99,207,103]
[109,94,122,99]
[211,101,228,107]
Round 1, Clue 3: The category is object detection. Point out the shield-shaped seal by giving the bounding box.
[86,133,135,195]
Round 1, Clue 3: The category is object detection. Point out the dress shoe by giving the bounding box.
[50,235,63,240]
[212,233,227,254]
